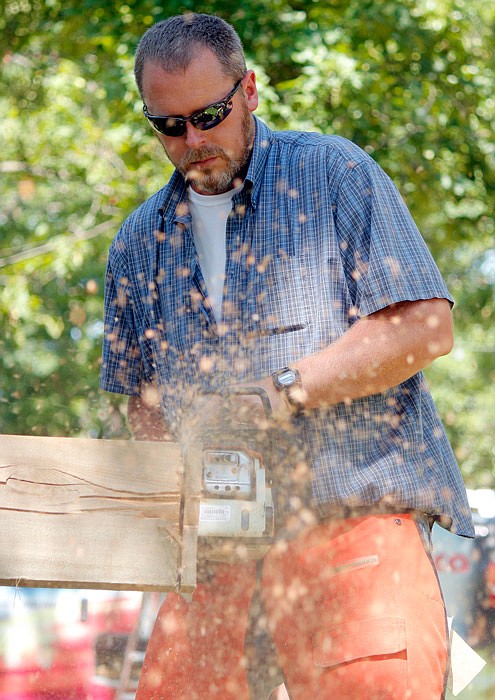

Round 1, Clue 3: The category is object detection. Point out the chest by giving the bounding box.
[130,194,354,382]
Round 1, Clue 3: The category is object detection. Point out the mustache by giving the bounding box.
[180,146,227,170]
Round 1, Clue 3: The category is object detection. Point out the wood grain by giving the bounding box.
[0,434,196,591]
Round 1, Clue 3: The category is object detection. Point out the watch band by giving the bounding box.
[271,367,304,415]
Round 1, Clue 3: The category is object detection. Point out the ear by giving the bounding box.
[242,70,259,112]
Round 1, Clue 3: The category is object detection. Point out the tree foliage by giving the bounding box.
[0,0,493,483]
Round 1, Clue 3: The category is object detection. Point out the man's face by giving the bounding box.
[141,49,258,195]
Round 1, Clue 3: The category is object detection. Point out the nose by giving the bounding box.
[184,121,208,148]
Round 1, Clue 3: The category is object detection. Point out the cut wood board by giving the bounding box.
[0,434,193,591]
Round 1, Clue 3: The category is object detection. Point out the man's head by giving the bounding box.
[134,13,247,96]
[134,13,258,195]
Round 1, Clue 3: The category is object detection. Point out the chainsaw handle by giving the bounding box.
[202,385,273,418]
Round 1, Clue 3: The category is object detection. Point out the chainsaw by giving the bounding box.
[178,387,310,581]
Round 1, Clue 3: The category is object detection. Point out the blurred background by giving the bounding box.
[0,0,494,697]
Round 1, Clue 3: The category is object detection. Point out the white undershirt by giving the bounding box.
[188,185,242,323]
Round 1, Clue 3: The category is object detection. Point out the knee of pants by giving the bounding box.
[136,593,194,700]
[137,563,259,700]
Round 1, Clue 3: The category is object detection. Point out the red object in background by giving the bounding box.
[486,561,495,608]
[89,678,119,700]
[434,552,471,574]
[0,589,142,700]
[86,592,142,636]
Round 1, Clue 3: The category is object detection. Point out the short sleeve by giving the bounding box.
[334,159,453,316]
[100,236,146,396]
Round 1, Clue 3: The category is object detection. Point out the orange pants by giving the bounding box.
[136,514,449,700]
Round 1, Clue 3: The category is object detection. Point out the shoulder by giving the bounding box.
[273,127,363,154]
[267,123,370,169]
[248,118,394,204]
[255,119,382,189]
[110,172,185,253]
[113,188,167,247]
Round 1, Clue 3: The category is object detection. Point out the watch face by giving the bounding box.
[278,369,297,386]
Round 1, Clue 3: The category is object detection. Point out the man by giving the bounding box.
[100,13,474,700]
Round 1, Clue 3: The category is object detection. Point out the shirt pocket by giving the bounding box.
[312,616,407,669]
[240,257,312,375]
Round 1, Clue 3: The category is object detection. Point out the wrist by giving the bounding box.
[271,367,305,416]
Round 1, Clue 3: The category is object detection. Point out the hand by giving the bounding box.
[251,377,290,420]
[227,377,301,429]
[182,380,292,441]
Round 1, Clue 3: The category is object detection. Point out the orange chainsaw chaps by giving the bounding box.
[136,562,258,700]
[136,592,194,699]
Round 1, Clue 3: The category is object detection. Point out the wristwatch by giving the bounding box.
[271,367,304,415]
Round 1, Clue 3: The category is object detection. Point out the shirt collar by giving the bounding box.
[243,116,273,210]
[158,170,189,224]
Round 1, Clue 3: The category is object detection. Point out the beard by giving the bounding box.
[176,106,255,194]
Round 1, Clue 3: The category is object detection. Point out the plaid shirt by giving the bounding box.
[101,117,473,536]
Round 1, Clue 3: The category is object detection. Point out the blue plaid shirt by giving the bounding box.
[101,117,473,536]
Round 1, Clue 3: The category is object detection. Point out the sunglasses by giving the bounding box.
[143,78,244,137]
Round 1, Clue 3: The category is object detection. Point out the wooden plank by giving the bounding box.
[0,435,194,591]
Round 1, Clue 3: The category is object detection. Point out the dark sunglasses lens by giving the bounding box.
[144,87,238,136]
[193,102,233,131]
[150,116,186,137]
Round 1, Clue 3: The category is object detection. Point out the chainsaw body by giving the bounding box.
[180,388,280,562]
[198,446,274,540]
[179,386,309,571]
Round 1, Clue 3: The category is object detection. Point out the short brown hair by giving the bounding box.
[134,13,247,96]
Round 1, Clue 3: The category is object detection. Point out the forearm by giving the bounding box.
[260,298,454,413]
[127,384,172,441]
[129,300,454,427]
[297,298,453,408]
